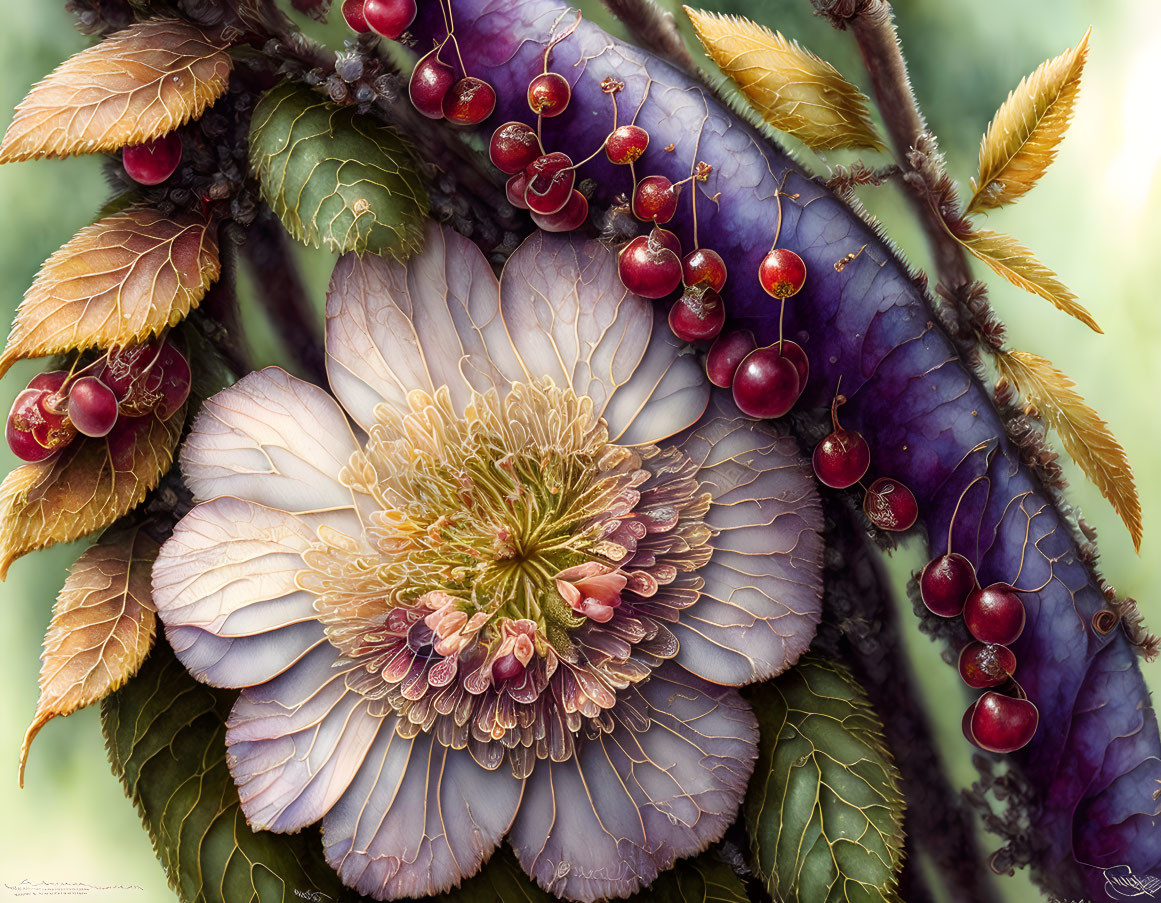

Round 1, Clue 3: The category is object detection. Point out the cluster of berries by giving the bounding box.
[920,547,1040,753]
[5,339,191,464]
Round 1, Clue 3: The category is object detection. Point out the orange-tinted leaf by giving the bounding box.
[0,208,218,377]
[0,18,231,163]
[957,227,1101,333]
[967,31,1089,214]
[19,526,158,786]
[995,349,1141,551]
[0,406,183,577]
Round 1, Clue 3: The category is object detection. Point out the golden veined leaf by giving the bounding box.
[685,7,884,152]
[0,405,183,578]
[0,208,218,378]
[995,349,1141,551]
[956,227,1101,332]
[19,526,158,787]
[967,30,1090,214]
[0,18,231,163]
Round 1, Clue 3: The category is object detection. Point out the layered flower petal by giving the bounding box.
[325,221,520,428]
[153,496,330,687]
[671,397,824,684]
[181,367,366,515]
[500,232,708,444]
[226,643,381,832]
[509,665,757,901]
[322,727,524,899]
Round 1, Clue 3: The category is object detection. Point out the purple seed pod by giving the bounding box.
[412,2,1160,899]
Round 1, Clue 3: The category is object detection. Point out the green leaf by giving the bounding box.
[100,642,353,903]
[431,848,552,902]
[744,656,905,903]
[249,81,428,258]
[642,852,750,902]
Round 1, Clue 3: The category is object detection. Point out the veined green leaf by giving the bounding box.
[744,656,905,903]
[249,81,428,258]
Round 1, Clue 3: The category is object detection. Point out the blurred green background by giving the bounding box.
[0,1,1156,900]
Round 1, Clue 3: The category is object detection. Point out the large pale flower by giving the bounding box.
[152,223,823,902]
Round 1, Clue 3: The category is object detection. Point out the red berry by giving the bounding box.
[963,584,1026,645]
[669,286,725,343]
[605,124,649,165]
[681,248,727,292]
[31,384,75,451]
[813,429,870,489]
[7,389,64,462]
[732,345,802,420]
[863,477,918,532]
[409,50,456,119]
[489,121,541,174]
[779,339,810,386]
[632,175,679,223]
[122,133,182,186]
[530,189,588,232]
[442,77,496,126]
[154,341,192,420]
[650,226,681,258]
[758,248,807,299]
[100,339,190,419]
[617,232,681,299]
[920,552,978,617]
[706,330,756,388]
[341,0,371,32]
[27,370,68,394]
[524,152,575,215]
[67,376,119,438]
[958,642,1017,689]
[505,173,530,209]
[527,72,570,118]
[362,0,415,39]
[492,652,526,682]
[962,700,982,748]
[970,691,1038,753]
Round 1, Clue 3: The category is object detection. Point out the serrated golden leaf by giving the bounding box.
[19,526,158,787]
[956,227,1100,332]
[968,30,1090,214]
[0,406,183,578]
[995,349,1141,551]
[0,209,218,378]
[0,18,231,163]
[685,7,884,151]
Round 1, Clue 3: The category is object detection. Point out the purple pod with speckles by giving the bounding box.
[411,2,1161,900]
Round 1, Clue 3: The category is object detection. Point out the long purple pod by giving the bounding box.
[413,2,1161,898]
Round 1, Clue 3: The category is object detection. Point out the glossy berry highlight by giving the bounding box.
[731,345,803,420]
[530,189,588,233]
[668,287,725,343]
[67,376,119,438]
[681,248,727,292]
[969,691,1038,753]
[527,72,571,117]
[863,477,918,532]
[605,125,649,165]
[362,0,415,39]
[958,642,1017,689]
[758,248,807,299]
[489,122,541,174]
[442,77,496,126]
[341,0,371,32]
[964,584,1026,645]
[524,152,575,215]
[632,175,679,224]
[920,552,978,617]
[617,231,682,299]
[122,133,182,186]
[812,394,870,489]
[409,50,456,119]
[705,330,756,388]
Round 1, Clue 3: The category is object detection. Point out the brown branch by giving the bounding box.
[602,0,697,75]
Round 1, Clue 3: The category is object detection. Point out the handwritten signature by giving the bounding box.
[292,890,332,902]
[3,879,143,897]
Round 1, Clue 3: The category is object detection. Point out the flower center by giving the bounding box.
[298,379,712,774]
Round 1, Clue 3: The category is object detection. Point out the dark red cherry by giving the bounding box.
[7,389,63,462]
[920,552,978,617]
[970,691,1038,753]
[492,653,526,681]
[813,429,870,489]
[362,0,415,39]
[524,152,575,215]
[632,175,679,223]
[442,77,496,126]
[67,376,119,438]
[705,329,756,388]
[505,173,530,209]
[30,384,75,451]
[961,700,981,747]
[341,0,371,32]
[863,477,918,532]
[617,232,681,299]
[650,226,681,258]
[732,346,802,420]
[27,370,69,394]
[527,72,570,117]
[681,247,727,292]
[530,189,588,232]
[963,583,1026,645]
[779,340,809,386]
[122,133,182,186]
[669,286,725,343]
[605,124,649,165]
[489,121,541,174]
[153,341,192,420]
[758,247,807,299]
[958,642,1017,689]
[409,50,456,119]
